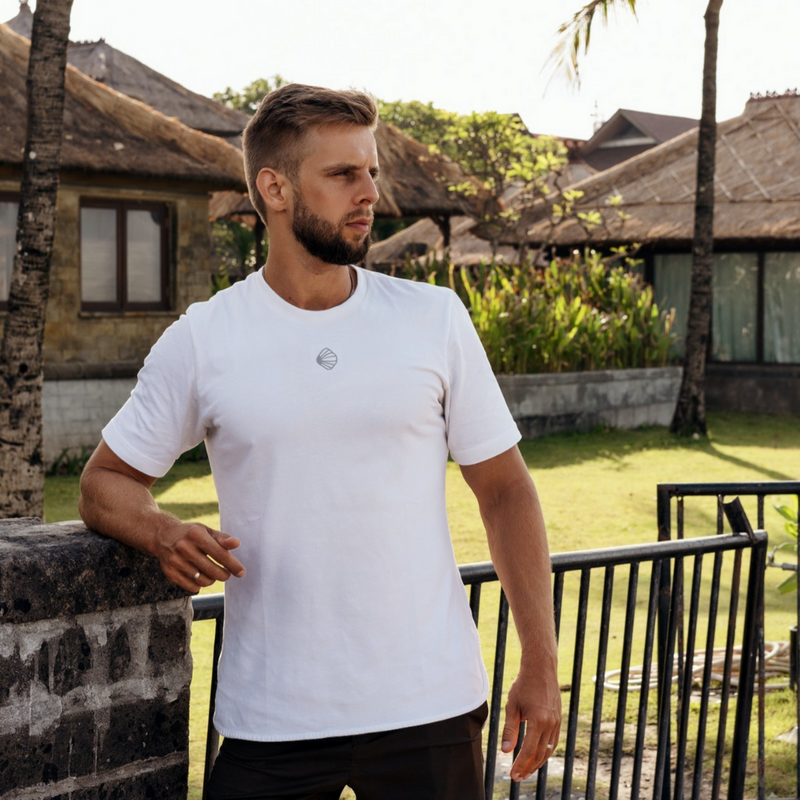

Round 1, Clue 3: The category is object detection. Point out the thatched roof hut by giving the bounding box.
[6,2,249,143]
[514,93,800,247]
[0,22,246,189]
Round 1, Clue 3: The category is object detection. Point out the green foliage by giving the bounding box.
[376,99,456,148]
[403,250,676,375]
[211,220,266,288]
[47,446,92,477]
[377,100,569,247]
[771,503,799,593]
[213,75,287,116]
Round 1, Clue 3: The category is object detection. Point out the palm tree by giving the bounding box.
[0,0,75,517]
[551,0,723,436]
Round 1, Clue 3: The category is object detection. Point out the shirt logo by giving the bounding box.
[316,348,338,370]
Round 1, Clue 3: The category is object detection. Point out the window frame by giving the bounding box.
[0,191,21,312]
[80,198,170,312]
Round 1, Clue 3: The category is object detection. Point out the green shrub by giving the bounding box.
[402,250,677,374]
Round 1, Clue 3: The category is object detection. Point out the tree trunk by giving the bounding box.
[0,0,74,518]
[670,0,723,436]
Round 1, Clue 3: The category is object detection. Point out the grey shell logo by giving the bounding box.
[316,348,338,370]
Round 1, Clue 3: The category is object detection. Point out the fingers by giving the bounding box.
[501,704,521,753]
[510,722,558,782]
[157,523,246,591]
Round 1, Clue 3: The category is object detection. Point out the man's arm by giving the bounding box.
[79,440,245,593]
[460,444,561,782]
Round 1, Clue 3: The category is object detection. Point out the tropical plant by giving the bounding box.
[0,0,74,518]
[403,251,676,375]
[771,504,799,594]
[549,0,724,436]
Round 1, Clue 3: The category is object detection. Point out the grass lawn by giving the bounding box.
[44,411,800,799]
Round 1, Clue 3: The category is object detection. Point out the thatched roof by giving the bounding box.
[6,2,248,142]
[367,161,595,268]
[210,121,488,222]
[516,93,800,246]
[0,22,246,189]
[366,215,519,269]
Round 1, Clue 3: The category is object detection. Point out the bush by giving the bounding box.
[402,251,677,374]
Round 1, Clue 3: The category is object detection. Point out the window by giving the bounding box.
[653,253,691,357]
[653,250,800,365]
[711,253,758,362]
[0,196,19,309]
[765,252,800,363]
[80,200,169,311]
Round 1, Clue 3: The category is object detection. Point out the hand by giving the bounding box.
[501,664,562,782]
[154,521,245,592]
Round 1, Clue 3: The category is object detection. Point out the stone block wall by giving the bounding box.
[0,519,192,800]
[42,377,136,464]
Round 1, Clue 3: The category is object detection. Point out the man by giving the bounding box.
[79,84,560,800]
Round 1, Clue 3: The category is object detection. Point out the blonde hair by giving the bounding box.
[242,83,378,222]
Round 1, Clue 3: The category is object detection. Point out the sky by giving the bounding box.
[2,0,798,140]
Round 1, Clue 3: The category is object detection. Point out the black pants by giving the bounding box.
[206,702,488,800]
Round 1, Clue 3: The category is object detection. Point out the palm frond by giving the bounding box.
[545,0,638,88]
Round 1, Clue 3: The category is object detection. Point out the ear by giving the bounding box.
[255,168,289,214]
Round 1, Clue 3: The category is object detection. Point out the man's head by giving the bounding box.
[243,83,378,224]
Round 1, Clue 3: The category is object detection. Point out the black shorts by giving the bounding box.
[206,702,489,800]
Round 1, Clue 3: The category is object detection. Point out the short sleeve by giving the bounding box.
[444,294,521,465]
[102,315,206,478]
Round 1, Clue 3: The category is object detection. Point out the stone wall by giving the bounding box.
[497,366,683,439]
[0,519,192,800]
[0,178,213,369]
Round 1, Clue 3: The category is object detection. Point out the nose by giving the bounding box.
[358,173,379,206]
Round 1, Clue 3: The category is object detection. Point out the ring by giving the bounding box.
[193,571,201,581]
[546,744,555,749]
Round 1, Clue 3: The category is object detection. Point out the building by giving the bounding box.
[516,93,800,413]
[0,22,247,461]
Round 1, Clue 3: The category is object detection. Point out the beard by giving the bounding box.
[291,190,372,266]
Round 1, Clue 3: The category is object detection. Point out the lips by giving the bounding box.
[345,217,372,233]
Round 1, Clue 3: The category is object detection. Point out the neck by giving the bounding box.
[263,249,354,311]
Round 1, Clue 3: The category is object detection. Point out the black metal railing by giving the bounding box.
[657,482,800,800]
[192,529,765,800]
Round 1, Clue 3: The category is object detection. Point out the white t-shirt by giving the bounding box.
[103,266,521,741]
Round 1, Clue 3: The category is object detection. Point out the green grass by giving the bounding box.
[44,411,800,799]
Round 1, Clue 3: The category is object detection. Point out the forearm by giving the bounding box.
[79,463,178,557]
[480,476,558,671]
[79,440,244,592]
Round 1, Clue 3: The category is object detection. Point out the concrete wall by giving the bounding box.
[497,366,683,439]
[705,363,800,414]
[43,377,136,464]
[0,519,192,800]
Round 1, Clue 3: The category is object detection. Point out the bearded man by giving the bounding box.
[79,84,560,800]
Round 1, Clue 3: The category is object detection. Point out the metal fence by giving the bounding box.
[192,529,765,800]
[657,482,800,800]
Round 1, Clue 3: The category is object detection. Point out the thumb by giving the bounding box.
[501,703,521,753]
